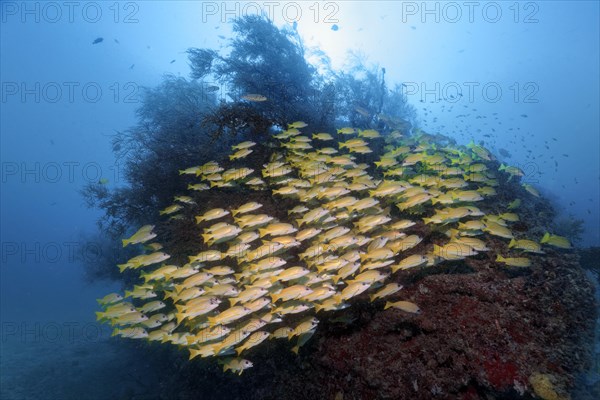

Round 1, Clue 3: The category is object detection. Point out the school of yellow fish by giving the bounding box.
[97,122,572,375]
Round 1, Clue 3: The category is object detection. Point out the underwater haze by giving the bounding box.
[1,1,599,400]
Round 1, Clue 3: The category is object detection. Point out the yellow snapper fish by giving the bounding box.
[235,331,271,355]
[138,300,166,313]
[95,303,136,321]
[291,329,316,354]
[122,225,156,247]
[496,254,531,267]
[467,141,492,161]
[333,281,371,304]
[369,283,403,302]
[313,133,334,141]
[273,301,313,316]
[384,300,421,314]
[358,129,381,138]
[202,225,242,245]
[288,317,319,339]
[117,252,171,272]
[207,306,252,327]
[540,232,572,249]
[337,127,356,135]
[522,183,540,197]
[229,287,269,306]
[97,293,123,305]
[188,250,223,263]
[232,202,263,216]
[111,311,149,325]
[391,255,429,273]
[222,168,254,182]
[483,221,513,239]
[509,238,544,253]
[271,267,310,282]
[195,208,230,223]
[506,199,521,210]
[259,223,297,237]
[453,237,490,252]
[230,148,253,160]
[499,164,524,179]
[432,243,478,261]
[159,204,182,216]
[219,358,254,375]
[174,195,195,205]
[112,327,148,339]
[288,121,308,129]
[232,141,256,150]
[271,285,313,303]
[235,214,275,229]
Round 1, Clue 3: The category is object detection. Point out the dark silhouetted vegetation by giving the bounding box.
[81,15,416,282]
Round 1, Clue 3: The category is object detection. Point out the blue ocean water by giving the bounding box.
[1,2,598,399]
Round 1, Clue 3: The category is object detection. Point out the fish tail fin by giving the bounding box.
[541,232,550,243]
[121,239,129,247]
[496,254,504,262]
[270,294,280,303]
[95,311,105,321]
[111,329,119,337]
[201,233,211,244]
[207,316,216,327]
[369,294,377,302]
[178,170,185,175]
[291,345,300,355]
[117,263,128,273]
[232,273,243,281]
[188,349,199,360]
[175,313,186,324]
[508,238,516,248]
[384,301,392,310]
[331,275,340,284]
[332,294,343,305]
[258,228,267,238]
[124,290,132,298]
[195,216,203,224]
[229,298,239,306]
[422,217,432,224]
[295,219,304,227]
